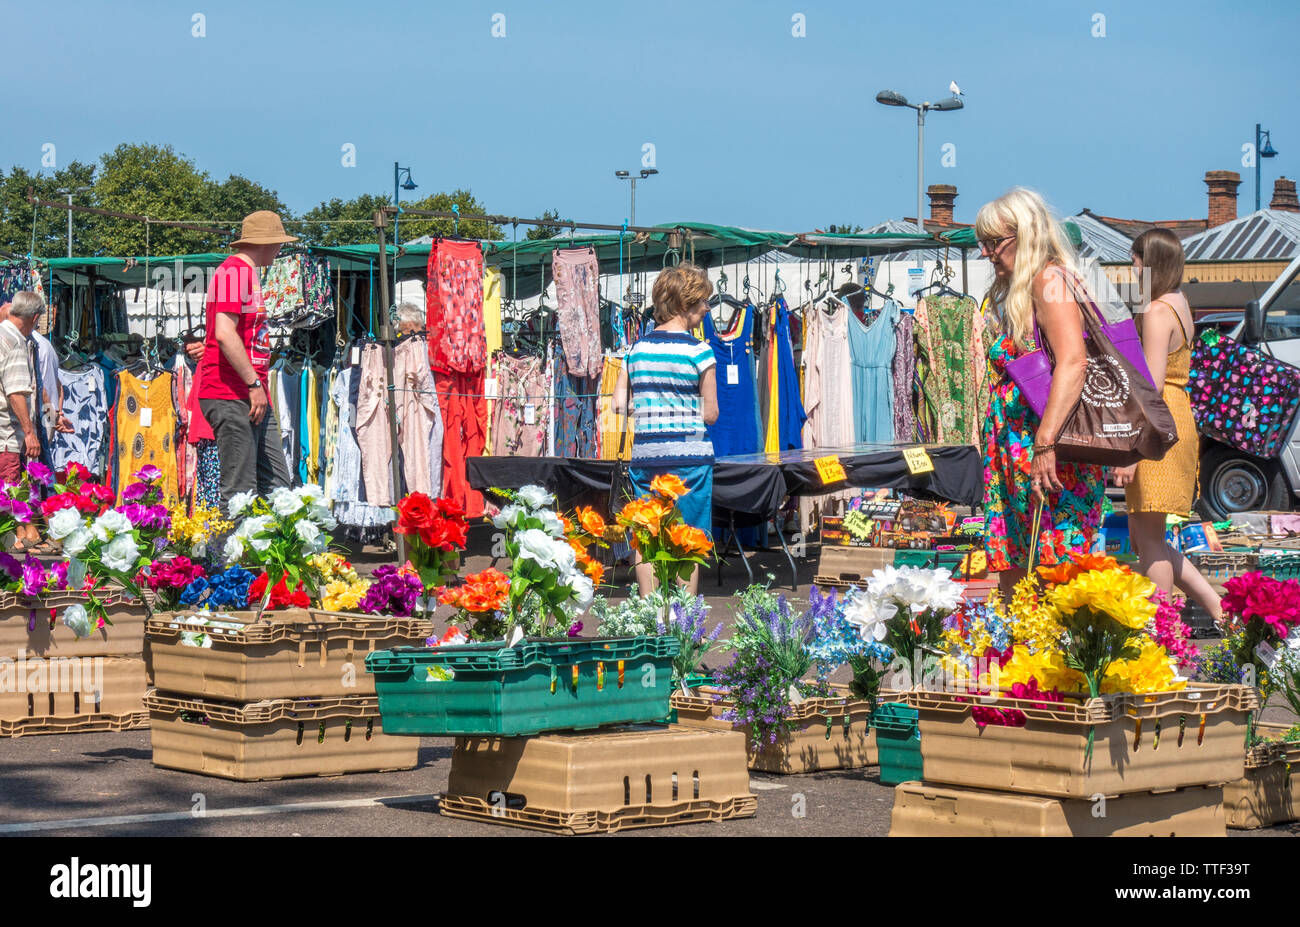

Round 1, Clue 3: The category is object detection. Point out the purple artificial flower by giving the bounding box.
[9,500,32,524]
[145,505,172,533]
[25,460,52,485]
[0,551,21,580]
[120,482,149,503]
[48,560,69,591]
[567,621,584,637]
[20,555,46,597]
[117,503,147,527]
[133,465,163,483]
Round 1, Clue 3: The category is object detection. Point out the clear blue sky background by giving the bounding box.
[2,0,1295,230]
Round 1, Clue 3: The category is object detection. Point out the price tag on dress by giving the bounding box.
[726,364,739,385]
[139,407,152,428]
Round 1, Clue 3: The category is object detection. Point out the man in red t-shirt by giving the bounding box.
[196,211,297,516]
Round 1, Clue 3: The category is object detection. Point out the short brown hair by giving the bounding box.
[1131,228,1184,302]
[651,263,712,324]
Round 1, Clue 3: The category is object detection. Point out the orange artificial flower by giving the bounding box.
[583,558,605,586]
[1037,562,1080,585]
[649,473,689,501]
[620,498,669,537]
[1037,551,1129,586]
[668,523,713,556]
[559,514,575,534]
[575,505,608,538]
[569,536,589,560]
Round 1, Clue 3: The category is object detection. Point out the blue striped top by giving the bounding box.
[626,329,716,465]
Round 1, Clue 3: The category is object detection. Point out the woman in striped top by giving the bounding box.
[613,263,719,595]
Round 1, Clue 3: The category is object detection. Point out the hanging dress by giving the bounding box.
[115,370,180,503]
[847,300,900,445]
[703,304,762,457]
[51,365,108,476]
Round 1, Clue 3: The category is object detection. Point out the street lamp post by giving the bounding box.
[874,89,964,242]
[392,162,418,303]
[615,169,658,226]
[1256,124,1278,212]
[54,185,94,257]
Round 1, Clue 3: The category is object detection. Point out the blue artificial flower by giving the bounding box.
[179,576,210,607]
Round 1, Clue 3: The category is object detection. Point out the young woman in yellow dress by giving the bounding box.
[1112,229,1221,619]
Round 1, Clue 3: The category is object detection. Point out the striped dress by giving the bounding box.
[626,329,716,467]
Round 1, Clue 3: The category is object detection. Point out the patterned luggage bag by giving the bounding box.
[1187,330,1300,459]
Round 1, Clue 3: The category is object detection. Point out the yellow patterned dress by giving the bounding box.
[116,370,180,503]
[1126,310,1199,517]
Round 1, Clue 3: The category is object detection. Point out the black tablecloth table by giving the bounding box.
[466,443,981,588]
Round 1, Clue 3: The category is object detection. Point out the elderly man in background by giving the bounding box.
[0,293,45,550]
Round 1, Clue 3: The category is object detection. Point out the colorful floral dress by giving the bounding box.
[983,333,1105,571]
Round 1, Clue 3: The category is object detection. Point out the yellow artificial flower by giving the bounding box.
[310,552,360,585]
[995,644,1083,694]
[1001,577,1060,650]
[1048,568,1157,630]
[1101,638,1185,694]
[321,579,369,612]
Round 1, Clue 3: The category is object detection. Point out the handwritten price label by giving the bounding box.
[903,447,935,475]
[814,455,847,485]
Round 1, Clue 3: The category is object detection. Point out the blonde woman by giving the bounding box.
[977,188,1107,593]
[1113,230,1222,618]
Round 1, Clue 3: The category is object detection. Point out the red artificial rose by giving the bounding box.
[396,492,437,536]
[41,494,79,517]
[436,496,465,520]
[73,494,101,515]
[248,573,269,606]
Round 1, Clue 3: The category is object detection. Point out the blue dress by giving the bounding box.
[702,304,762,457]
[848,300,899,444]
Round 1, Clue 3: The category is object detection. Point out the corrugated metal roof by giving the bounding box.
[1181,209,1300,261]
[859,220,947,262]
[1069,211,1135,263]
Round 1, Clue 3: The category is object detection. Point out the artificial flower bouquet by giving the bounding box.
[222,486,336,612]
[311,552,371,613]
[167,500,232,561]
[439,484,596,639]
[615,474,713,616]
[393,492,469,592]
[48,466,172,637]
[38,461,116,522]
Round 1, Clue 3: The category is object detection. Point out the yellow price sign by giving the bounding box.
[903,446,935,475]
[814,455,847,485]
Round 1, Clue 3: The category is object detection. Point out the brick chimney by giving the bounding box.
[1205,170,1241,227]
[927,184,957,225]
[1271,176,1300,212]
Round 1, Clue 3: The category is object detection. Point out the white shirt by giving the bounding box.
[30,330,59,414]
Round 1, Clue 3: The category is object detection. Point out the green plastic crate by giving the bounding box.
[365,636,680,736]
[873,701,922,786]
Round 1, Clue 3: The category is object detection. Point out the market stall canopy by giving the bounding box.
[14,222,974,297]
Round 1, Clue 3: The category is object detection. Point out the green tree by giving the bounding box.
[396,189,503,242]
[90,143,217,255]
[525,208,570,240]
[822,223,864,234]
[0,162,99,257]
[295,193,394,248]
[204,175,290,246]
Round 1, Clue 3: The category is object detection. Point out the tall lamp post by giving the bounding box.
[392,163,418,302]
[615,168,658,226]
[874,89,964,245]
[54,185,94,257]
[1256,124,1278,212]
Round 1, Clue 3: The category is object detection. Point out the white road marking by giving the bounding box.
[0,792,443,833]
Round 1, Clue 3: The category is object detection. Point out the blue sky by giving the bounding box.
[2,0,1295,231]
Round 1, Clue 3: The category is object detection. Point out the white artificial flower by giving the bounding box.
[47,507,84,540]
[296,520,321,547]
[248,535,273,554]
[61,526,92,558]
[101,534,141,573]
[91,509,133,542]
[61,604,91,638]
[223,534,246,564]
[517,485,555,511]
[67,558,88,591]
[313,508,338,532]
[895,566,962,615]
[270,487,304,517]
[492,504,524,530]
[550,535,577,576]
[569,573,594,611]
[228,491,256,519]
[237,514,273,539]
[515,528,560,570]
[843,589,895,643]
[295,484,326,508]
[539,510,566,538]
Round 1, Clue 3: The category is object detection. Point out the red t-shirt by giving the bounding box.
[196,255,271,401]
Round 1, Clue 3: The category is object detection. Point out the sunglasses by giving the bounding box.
[978,234,1016,252]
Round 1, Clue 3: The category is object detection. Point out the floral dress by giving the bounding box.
[983,333,1105,571]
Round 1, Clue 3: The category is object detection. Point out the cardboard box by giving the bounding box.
[0,592,147,659]
[1224,722,1300,829]
[672,683,878,772]
[0,655,148,737]
[146,608,433,701]
[146,692,418,781]
[815,546,896,586]
[909,684,1257,799]
[889,782,1226,837]
[439,725,756,834]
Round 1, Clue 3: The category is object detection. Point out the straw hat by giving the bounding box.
[232,210,299,246]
